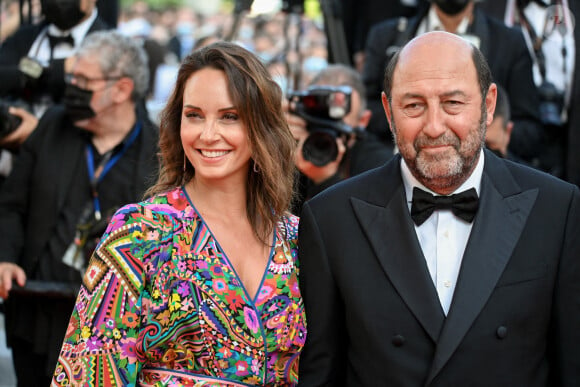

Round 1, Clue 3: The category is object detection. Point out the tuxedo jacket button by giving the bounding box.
[392,334,406,347]
[496,326,508,339]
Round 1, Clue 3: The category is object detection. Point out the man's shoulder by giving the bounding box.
[478,9,525,42]
[308,160,398,208]
[490,155,578,197]
[367,14,420,40]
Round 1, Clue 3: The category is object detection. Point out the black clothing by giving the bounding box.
[325,0,428,65]
[0,104,159,377]
[362,6,544,164]
[0,17,110,105]
[292,132,392,214]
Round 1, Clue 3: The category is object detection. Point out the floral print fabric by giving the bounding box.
[52,187,305,386]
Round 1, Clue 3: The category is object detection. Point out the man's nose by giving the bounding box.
[422,106,447,138]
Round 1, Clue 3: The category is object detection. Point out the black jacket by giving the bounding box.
[0,17,110,103]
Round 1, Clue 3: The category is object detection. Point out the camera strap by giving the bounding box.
[86,121,142,221]
[61,121,142,274]
[515,0,571,81]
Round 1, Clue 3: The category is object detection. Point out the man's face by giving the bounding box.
[383,35,496,193]
[67,54,118,129]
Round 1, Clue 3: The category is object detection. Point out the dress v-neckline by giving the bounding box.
[182,186,276,303]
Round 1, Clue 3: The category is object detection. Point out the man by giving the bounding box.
[362,0,544,168]
[0,30,159,386]
[0,0,110,115]
[286,64,392,214]
[477,0,580,185]
[485,83,513,159]
[298,31,580,386]
[0,0,110,184]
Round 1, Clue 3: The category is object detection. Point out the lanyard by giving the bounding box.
[85,121,142,220]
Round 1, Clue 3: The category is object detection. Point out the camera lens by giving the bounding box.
[0,104,22,138]
[302,129,338,167]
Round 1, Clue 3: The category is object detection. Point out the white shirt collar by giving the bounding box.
[418,5,471,35]
[401,148,485,204]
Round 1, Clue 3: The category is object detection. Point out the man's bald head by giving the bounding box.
[383,31,493,103]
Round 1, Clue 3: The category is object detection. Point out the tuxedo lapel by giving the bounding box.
[351,160,445,342]
[426,153,538,384]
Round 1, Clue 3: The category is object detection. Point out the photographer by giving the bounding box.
[0,31,158,386]
[286,64,392,214]
[362,0,544,167]
[0,0,110,147]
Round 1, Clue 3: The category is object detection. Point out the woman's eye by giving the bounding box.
[185,111,202,119]
[222,112,239,121]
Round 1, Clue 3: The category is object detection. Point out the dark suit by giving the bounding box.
[0,17,110,102]
[362,7,544,164]
[298,150,580,386]
[0,105,158,381]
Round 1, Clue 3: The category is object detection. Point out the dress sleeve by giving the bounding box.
[52,203,152,386]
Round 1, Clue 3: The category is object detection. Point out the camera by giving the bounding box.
[537,81,565,129]
[0,100,27,138]
[288,85,355,166]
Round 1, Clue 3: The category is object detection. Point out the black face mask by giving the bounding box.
[432,0,470,16]
[41,0,85,31]
[63,83,96,122]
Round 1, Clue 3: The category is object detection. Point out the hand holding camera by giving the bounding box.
[0,101,38,148]
[287,85,356,166]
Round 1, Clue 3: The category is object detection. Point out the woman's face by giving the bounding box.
[180,68,252,186]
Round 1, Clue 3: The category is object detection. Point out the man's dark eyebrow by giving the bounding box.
[400,90,468,99]
[441,90,468,98]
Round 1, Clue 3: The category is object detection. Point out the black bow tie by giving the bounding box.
[411,187,479,226]
[47,33,75,51]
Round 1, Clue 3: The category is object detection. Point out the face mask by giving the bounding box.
[41,0,85,31]
[431,0,470,15]
[63,83,96,122]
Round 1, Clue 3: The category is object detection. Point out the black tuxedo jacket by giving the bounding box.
[298,150,580,386]
[0,17,110,100]
[362,7,544,163]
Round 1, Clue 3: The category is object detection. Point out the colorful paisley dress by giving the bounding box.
[52,187,306,386]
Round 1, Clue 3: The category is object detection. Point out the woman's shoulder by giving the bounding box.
[280,212,299,242]
[109,187,193,229]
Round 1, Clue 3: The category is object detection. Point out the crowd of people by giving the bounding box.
[0,0,578,386]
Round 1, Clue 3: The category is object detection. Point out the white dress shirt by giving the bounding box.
[505,0,575,120]
[416,6,481,48]
[401,150,485,315]
[27,8,98,64]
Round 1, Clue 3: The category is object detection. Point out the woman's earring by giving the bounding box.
[253,161,260,173]
[183,154,187,172]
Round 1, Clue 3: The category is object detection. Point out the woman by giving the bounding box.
[52,41,304,386]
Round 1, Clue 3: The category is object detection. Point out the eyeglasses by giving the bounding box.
[65,73,123,89]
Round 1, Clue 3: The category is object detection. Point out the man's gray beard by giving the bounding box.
[391,106,487,190]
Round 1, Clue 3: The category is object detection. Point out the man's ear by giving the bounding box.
[112,77,135,103]
[381,92,393,132]
[485,83,498,127]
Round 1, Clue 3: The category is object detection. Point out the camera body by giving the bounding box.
[288,85,354,166]
[537,80,565,129]
[0,99,28,138]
